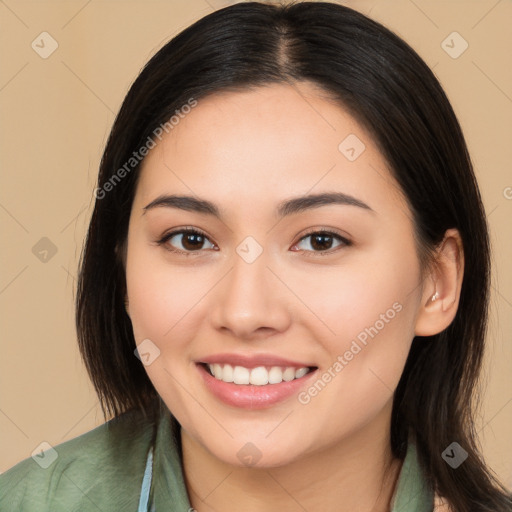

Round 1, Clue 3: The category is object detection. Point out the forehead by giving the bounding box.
[133,82,407,218]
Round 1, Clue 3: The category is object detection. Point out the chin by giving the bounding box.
[204,434,310,469]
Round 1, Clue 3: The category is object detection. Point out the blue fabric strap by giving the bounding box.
[138,446,154,512]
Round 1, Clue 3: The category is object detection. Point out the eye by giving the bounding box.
[157,227,216,255]
[291,229,351,255]
[156,227,351,257]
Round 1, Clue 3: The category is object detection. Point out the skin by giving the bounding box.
[124,82,464,512]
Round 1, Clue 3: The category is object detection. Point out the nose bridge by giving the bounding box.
[211,240,291,337]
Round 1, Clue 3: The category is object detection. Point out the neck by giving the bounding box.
[181,405,402,512]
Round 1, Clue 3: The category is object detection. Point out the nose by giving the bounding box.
[210,249,292,340]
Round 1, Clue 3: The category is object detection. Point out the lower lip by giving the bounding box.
[196,363,318,409]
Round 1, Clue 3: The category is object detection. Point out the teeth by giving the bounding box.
[222,364,234,382]
[282,367,295,382]
[250,366,268,386]
[268,366,283,384]
[213,363,223,380]
[295,367,309,378]
[233,365,250,385]
[207,364,311,385]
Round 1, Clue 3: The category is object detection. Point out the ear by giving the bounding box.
[414,228,464,336]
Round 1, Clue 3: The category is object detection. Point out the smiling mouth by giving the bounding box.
[200,363,317,386]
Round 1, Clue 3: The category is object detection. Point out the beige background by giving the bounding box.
[0,0,510,487]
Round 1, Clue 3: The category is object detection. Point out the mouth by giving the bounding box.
[200,362,317,385]
[195,361,319,409]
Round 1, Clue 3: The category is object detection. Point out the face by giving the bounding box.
[125,82,425,468]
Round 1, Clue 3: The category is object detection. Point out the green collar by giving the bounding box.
[150,410,433,511]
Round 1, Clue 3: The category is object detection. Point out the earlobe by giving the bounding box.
[414,229,464,337]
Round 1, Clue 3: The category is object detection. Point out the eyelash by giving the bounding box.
[156,226,352,257]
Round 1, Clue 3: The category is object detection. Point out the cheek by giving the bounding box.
[125,236,204,343]
[286,239,420,347]
[125,241,205,416]
[296,247,420,423]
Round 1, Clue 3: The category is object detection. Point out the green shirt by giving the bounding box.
[0,407,434,511]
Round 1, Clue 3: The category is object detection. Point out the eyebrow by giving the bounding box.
[142,192,374,219]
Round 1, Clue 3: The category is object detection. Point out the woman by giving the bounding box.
[1,2,510,511]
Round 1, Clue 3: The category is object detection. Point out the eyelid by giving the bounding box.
[297,226,351,243]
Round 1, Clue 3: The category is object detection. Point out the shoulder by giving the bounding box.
[0,408,155,512]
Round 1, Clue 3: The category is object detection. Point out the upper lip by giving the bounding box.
[197,353,316,369]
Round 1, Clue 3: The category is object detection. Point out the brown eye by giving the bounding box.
[158,228,215,254]
[293,230,351,254]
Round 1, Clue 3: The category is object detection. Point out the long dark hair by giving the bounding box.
[75,2,512,510]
